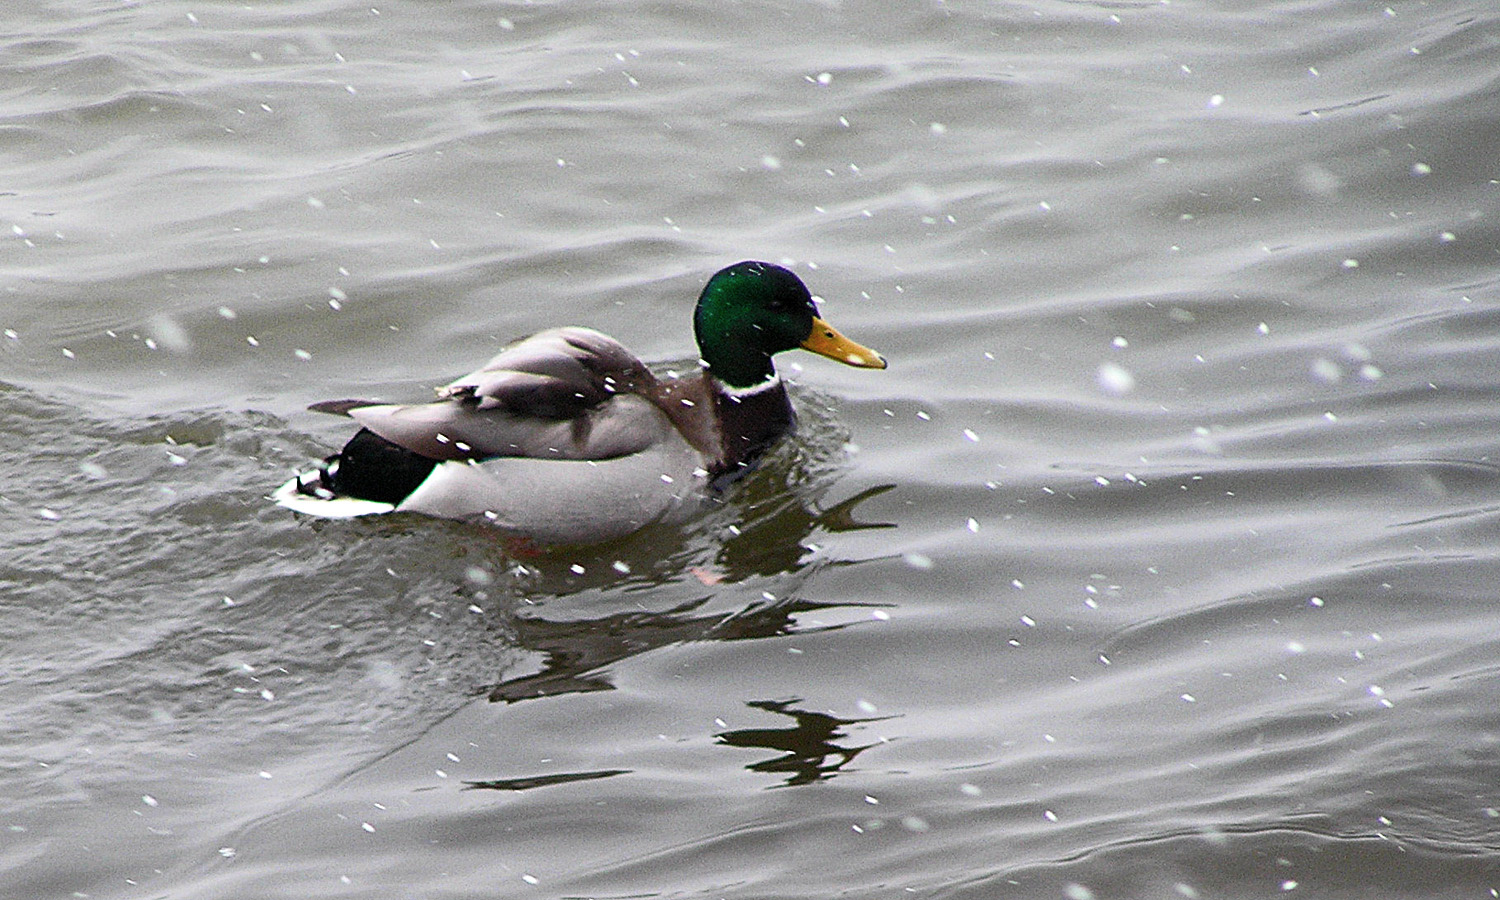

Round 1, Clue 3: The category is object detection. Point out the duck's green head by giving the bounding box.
[693,261,886,389]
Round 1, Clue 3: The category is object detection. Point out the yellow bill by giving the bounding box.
[801,316,887,369]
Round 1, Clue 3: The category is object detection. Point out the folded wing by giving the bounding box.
[311,327,672,462]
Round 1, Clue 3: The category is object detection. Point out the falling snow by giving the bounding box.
[1097,362,1135,395]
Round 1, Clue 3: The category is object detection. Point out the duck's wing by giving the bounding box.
[311,327,673,462]
[438,327,656,416]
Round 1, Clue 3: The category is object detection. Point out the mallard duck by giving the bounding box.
[273,261,886,544]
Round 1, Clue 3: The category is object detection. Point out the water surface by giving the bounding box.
[3,1,1500,897]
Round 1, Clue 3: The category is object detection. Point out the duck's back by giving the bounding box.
[330,327,664,463]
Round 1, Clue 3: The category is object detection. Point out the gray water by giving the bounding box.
[4,1,1500,897]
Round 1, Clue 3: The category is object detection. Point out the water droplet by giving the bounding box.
[1097,362,1135,395]
[1311,358,1342,383]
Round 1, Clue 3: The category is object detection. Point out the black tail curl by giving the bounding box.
[295,428,439,506]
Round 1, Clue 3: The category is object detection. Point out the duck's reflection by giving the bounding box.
[715,698,890,787]
[463,768,630,791]
[515,480,895,590]
[486,596,867,703]
[482,481,895,703]
[713,482,895,580]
